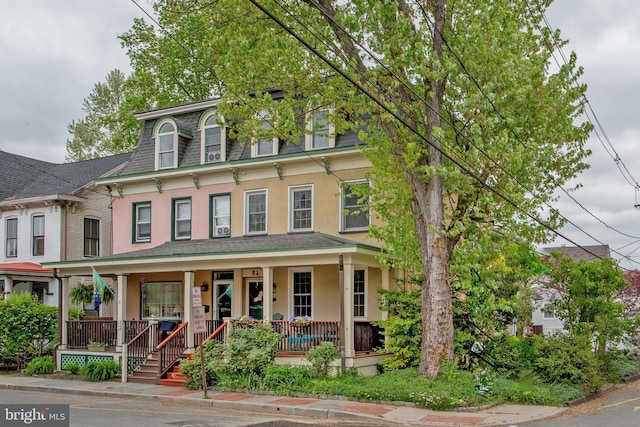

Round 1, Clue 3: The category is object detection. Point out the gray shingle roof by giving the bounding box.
[0,151,132,201]
[97,232,380,262]
[543,245,610,262]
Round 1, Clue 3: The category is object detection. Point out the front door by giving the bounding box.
[247,280,263,320]
[215,283,232,321]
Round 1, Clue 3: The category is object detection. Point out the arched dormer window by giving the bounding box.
[155,120,177,170]
[200,112,226,163]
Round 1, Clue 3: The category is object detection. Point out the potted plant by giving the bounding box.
[289,315,311,329]
[70,282,114,305]
[233,315,257,328]
[87,340,108,352]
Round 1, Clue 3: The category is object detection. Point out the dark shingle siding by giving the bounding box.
[543,245,610,262]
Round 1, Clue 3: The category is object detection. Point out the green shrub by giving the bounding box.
[25,356,54,376]
[66,363,81,375]
[531,334,604,393]
[80,360,120,382]
[604,349,640,382]
[263,364,312,392]
[68,308,85,320]
[306,342,339,378]
[180,340,224,389]
[481,334,535,379]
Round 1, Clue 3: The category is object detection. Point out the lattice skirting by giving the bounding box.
[60,353,122,369]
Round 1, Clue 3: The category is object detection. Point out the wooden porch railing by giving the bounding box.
[271,320,340,352]
[124,320,150,343]
[126,325,153,375]
[156,321,188,377]
[194,319,224,347]
[354,320,384,353]
[67,320,117,348]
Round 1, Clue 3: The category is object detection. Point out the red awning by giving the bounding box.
[0,262,53,275]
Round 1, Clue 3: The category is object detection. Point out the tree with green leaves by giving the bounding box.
[65,69,141,161]
[120,0,591,377]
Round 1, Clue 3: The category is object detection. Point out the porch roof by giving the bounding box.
[0,262,53,276]
[44,233,385,275]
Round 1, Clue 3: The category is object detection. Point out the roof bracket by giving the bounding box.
[152,177,162,193]
[230,168,239,185]
[112,183,123,198]
[321,156,330,175]
[273,163,283,180]
[190,173,200,189]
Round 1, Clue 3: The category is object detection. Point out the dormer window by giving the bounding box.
[202,112,226,163]
[252,110,278,157]
[155,120,177,170]
[305,108,335,150]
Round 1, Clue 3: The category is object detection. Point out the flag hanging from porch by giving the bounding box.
[91,266,108,298]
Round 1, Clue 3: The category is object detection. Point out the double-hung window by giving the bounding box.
[353,268,367,318]
[156,121,177,169]
[245,190,267,235]
[173,198,192,240]
[291,268,313,318]
[5,218,17,258]
[211,194,231,237]
[84,217,100,257]
[305,108,334,150]
[202,113,225,163]
[289,185,313,232]
[133,202,151,243]
[341,180,370,232]
[32,215,45,256]
[252,110,278,157]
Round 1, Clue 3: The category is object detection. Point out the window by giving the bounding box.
[353,268,366,318]
[289,185,313,232]
[341,180,370,232]
[245,190,267,235]
[84,217,100,257]
[133,202,151,243]
[173,198,192,240]
[32,215,44,256]
[252,110,278,157]
[202,113,225,163]
[291,268,313,317]
[141,281,182,319]
[156,121,177,169]
[305,109,334,150]
[543,304,555,319]
[5,218,17,257]
[211,194,231,237]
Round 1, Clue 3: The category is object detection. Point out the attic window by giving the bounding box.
[155,121,177,170]
[202,113,226,163]
[252,110,278,157]
[305,108,334,150]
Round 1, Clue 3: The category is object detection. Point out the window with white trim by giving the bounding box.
[341,180,370,231]
[84,217,100,257]
[291,268,313,317]
[252,110,278,157]
[211,194,231,237]
[245,190,267,235]
[202,113,225,163]
[5,217,17,258]
[542,304,555,319]
[32,215,45,256]
[305,108,334,150]
[173,198,192,240]
[156,121,177,169]
[289,185,313,232]
[141,281,182,319]
[353,268,367,318]
[133,202,151,243]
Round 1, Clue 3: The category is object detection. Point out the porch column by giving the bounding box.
[261,266,273,321]
[184,271,195,350]
[381,267,390,321]
[116,274,128,350]
[343,256,355,358]
[60,277,69,349]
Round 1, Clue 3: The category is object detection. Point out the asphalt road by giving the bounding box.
[525,380,640,427]
[0,389,397,427]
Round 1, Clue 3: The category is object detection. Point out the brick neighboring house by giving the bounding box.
[0,150,131,314]
[531,244,611,335]
[46,98,398,382]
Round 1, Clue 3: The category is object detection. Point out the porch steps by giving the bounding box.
[158,362,186,387]
[127,352,160,385]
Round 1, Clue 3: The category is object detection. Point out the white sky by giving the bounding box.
[1,1,639,267]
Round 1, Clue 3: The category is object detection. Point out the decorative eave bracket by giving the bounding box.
[321,156,331,175]
[230,168,239,185]
[273,163,283,180]
[190,173,200,189]
[152,177,163,193]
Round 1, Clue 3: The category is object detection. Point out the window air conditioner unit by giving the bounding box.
[216,226,230,236]
[207,152,222,162]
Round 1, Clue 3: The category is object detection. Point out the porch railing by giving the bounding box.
[156,321,188,377]
[67,320,117,348]
[354,320,384,353]
[271,320,340,352]
[194,319,224,347]
[126,325,153,375]
[124,320,150,343]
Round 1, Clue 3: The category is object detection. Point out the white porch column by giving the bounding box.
[60,277,69,349]
[262,266,273,321]
[116,274,128,350]
[343,256,355,358]
[184,271,195,350]
[381,267,390,321]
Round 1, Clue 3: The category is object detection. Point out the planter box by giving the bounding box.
[88,345,108,352]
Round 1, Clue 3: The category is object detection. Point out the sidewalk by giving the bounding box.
[0,374,567,426]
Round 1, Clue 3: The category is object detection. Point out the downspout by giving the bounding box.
[53,268,62,364]
[338,253,345,372]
